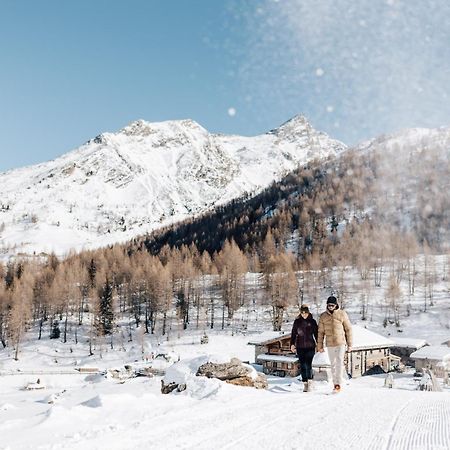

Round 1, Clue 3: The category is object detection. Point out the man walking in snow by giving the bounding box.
[317,296,352,393]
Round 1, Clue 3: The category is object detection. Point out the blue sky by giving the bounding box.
[1,0,449,172]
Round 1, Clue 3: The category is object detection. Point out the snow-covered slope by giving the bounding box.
[353,126,450,245]
[1,332,450,450]
[0,116,345,258]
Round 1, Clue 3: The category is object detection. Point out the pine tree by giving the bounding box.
[96,277,115,337]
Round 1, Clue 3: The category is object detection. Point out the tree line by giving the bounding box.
[0,227,447,359]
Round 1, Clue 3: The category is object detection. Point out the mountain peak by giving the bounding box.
[280,114,309,127]
[120,119,158,137]
[0,115,345,258]
[119,118,206,137]
[270,114,312,136]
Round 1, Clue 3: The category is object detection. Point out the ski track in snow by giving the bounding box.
[80,387,417,450]
[2,376,450,450]
[384,397,450,450]
[197,394,330,450]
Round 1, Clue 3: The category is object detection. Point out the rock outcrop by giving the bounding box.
[196,358,267,389]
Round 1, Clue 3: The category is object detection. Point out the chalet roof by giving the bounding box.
[257,354,298,363]
[257,352,330,367]
[351,326,394,350]
[410,346,450,361]
[248,325,394,350]
[389,337,429,349]
[248,331,290,346]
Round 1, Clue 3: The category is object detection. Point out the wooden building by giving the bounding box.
[345,327,397,377]
[247,331,299,377]
[389,337,429,366]
[258,354,300,377]
[248,325,397,378]
[410,346,450,378]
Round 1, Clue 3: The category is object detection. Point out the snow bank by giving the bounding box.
[163,354,234,399]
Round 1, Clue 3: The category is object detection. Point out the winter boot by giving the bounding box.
[303,382,309,392]
[307,380,314,391]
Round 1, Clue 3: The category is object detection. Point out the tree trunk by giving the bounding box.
[151,312,157,334]
[210,296,215,329]
[128,317,133,342]
[14,327,22,360]
[144,304,149,334]
[63,311,68,343]
[162,312,167,336]
[272,305,284,331]
[221,301,225,330]
[38,318,43,340]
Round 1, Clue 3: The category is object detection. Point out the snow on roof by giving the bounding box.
[257,354,298,363]
[410,346,450,361]
[389,337,428,349]
[248,326,393,349]
[350,326,394,350]
[257,353,330,366]
[247,331,290,345]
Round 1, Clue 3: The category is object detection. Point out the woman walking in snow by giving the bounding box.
[290,305,318,392]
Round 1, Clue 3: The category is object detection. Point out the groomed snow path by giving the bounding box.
[23,383,448,450]
[384,397,450,450]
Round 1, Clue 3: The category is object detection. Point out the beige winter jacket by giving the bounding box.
[317,309,353,351]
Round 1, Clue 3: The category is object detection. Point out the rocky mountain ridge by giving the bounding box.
[0,116,345,258]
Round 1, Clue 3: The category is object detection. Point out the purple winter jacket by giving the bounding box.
[290,314,318,350]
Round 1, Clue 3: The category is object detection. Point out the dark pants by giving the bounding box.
[297,348,315,382]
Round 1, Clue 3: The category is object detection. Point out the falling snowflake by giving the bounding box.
[228,107,237,117]
[315,68,324,77]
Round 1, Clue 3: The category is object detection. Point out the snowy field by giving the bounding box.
[1,330,449,450]
[1,255,449,450]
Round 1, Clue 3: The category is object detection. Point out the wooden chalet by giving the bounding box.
[345,327,397,377]
[247,331,300,377]
[410,346,450,378]
[248,326,398,378]
[389,337,429,366]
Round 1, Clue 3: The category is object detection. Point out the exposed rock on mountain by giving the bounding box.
[0,117,345,258]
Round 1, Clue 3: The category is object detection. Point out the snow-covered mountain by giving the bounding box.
[0,116,345,258]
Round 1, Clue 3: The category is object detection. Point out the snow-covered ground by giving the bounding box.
[1,253,448,449]
[1,330,449,450]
